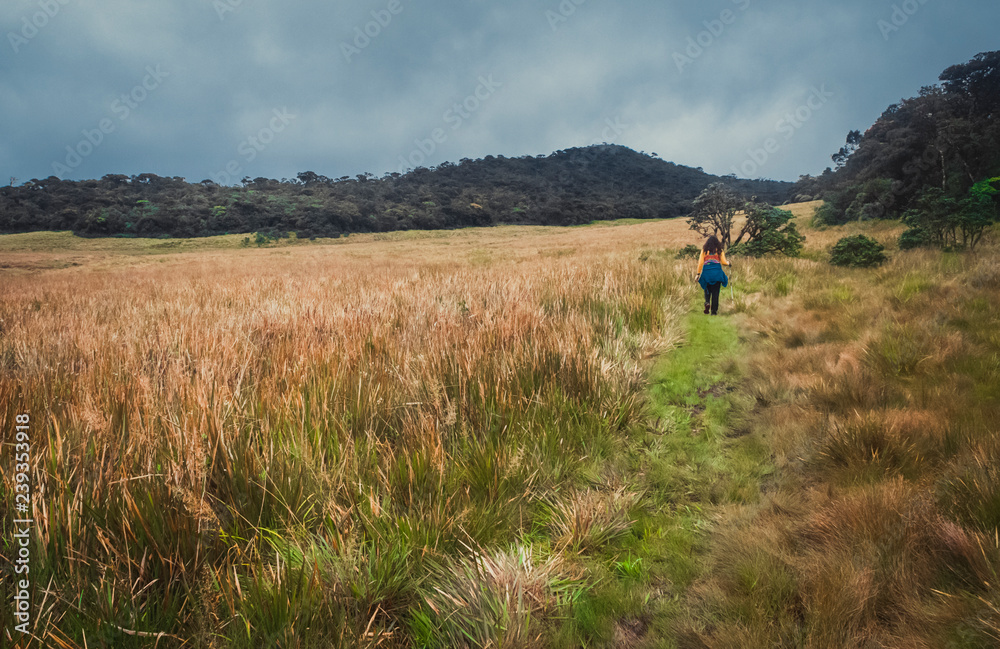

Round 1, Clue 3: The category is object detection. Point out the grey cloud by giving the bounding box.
[2,0,997,184]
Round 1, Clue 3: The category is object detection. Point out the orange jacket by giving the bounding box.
[696,249,730,276]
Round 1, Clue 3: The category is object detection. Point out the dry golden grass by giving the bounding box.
[0,217,709,273]
[547,487,639,552]
[0,215,705,647]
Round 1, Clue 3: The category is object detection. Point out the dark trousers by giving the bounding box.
[704,283,721,315]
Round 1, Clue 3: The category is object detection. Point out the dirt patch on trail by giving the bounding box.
[697,382,732,399]
[614,616,650,648]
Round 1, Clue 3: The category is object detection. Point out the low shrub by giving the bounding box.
[676,244,701,259]
[829,234,887,268]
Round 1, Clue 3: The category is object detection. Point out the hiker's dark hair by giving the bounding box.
[703,235,722,254]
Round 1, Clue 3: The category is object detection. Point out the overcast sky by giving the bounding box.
[1,0,997,185]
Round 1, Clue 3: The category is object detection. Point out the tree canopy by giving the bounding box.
[730,201,804,257]
[686,183,743,248]
[686,185,804,257]
[800,50,1000,226]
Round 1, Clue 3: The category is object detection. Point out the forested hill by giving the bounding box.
[0,145,793,238]
[795,50,1000,225]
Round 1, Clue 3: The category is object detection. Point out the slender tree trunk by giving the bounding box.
[939,147,948,191]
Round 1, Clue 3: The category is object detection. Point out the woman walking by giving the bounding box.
[694,235,731,315]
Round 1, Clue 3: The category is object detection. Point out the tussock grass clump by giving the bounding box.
[810,364,907,412]
[708,525,801,642]
[816,413,924,481]
[938,438,1000,534]
[419,544,573,649]
[546,487,639,552]
[800,480,995,645]
[862,321,931,378]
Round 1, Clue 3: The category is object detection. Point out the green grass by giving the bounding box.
[554,304,773,647]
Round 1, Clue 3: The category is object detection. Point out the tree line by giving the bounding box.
[0,145,793,239]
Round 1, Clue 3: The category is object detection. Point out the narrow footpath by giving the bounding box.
[580,305,775,647]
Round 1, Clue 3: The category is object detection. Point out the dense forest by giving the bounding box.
[0,145,792,239]
[795,50,1000,238]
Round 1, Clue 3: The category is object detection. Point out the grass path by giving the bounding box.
[644,306,775,643]
[568,302,774,647]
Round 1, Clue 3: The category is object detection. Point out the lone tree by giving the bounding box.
[730,200,805,257]
[687,183,743,248]
[687,186,804,256]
